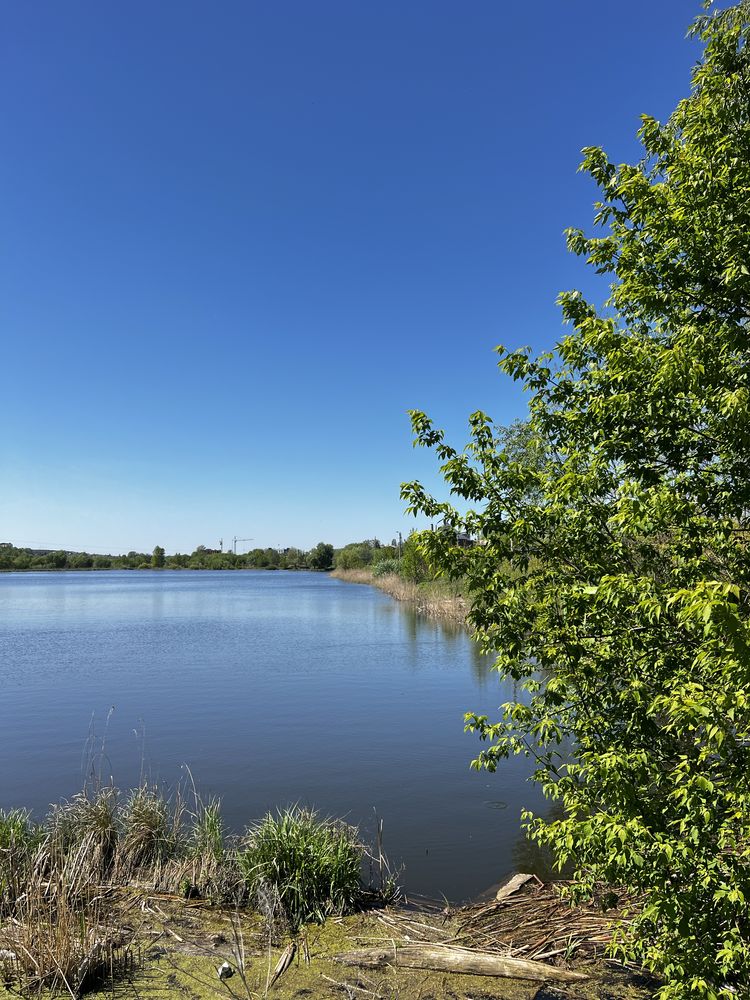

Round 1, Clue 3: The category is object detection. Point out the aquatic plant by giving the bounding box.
[239,806,364,929]
[0,808,42,911]
[49,787,120,882]
[0,866,135,997]
[120,784,181,872]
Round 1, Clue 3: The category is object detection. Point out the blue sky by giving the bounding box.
[2,2,708,553]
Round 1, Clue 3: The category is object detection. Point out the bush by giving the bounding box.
[239,807,364,929]
[372,558,399,577]
[399,534,430,583]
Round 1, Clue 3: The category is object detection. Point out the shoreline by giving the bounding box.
[331,568,469,627]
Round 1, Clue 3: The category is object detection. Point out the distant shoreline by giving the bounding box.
[0,566,309,573]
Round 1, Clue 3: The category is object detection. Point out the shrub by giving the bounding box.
[239,807,364,929]
[372,558,399,577]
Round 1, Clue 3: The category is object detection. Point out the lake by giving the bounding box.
[0,570,547,902]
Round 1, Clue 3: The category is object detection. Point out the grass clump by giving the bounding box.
[0,808,42,911]
[49,788,120,883]
[189,797,224,863]
[0,874,135,997]
[239,806,365,930]
[120,785,181,873]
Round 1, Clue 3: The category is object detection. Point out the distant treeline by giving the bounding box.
[0,538,409,574]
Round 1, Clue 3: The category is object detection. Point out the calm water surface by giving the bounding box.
[0,571,546,901]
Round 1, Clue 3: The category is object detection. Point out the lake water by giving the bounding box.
[0,570,547,902]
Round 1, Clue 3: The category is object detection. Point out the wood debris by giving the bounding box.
[334,942,588,983]
[268,940,296,987]
[452,875,635,962]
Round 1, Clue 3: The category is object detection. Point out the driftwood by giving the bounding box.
[495,872,538,902]
[334,943,588,983]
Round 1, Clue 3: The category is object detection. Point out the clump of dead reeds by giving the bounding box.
[0,867,135,997]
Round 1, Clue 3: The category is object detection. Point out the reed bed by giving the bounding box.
[332,570,469,626]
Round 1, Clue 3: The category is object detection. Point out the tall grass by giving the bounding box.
[239,807,365,930]
[0,868,135,996]
[372,558,400,577]
[0,784,397,994]
[120,784,181,874]
[0,808,42,913]
[333,569,469,625]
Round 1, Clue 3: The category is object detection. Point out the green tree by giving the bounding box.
[403,6,750,996]
[281,547,306,569]
[399,533,430,583]
[69,552,93,569]
[308,542,334,571]
[335,542,374,570]
[151,545,165,569]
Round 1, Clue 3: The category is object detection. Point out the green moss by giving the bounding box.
[128,913,540,1000]
[1,905,654,999]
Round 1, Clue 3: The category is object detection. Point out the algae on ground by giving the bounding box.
[2,902,649,1000]
[128,910,540,1000]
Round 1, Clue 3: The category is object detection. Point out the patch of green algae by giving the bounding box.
[0,907,654,999]
[129,912,538,1000]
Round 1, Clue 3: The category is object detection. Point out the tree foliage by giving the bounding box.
[403,5,750,996]
[308,542,335,571]
[399,532,432,583]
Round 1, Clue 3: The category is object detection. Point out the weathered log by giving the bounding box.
[495,872,536,902]
[333,944,588,983]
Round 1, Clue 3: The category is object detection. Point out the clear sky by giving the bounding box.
[1,2,710,553]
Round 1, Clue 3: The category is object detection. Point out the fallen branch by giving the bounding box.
[333,943,588,983]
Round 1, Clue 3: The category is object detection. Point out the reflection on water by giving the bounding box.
[0,570,546,902]
[398,604,491,688]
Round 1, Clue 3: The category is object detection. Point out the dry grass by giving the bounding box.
[0,784,238,996]
[0,786,400,997]
[332,570,468,626]
[0,863,136,996]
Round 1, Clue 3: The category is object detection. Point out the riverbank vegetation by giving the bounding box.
[403,6,750,997]
[0,787,652,1000]
[333,567,469,625]
[0,786,399,997]
[331,532,471,623]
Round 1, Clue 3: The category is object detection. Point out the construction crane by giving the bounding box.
[233,536,253,555]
